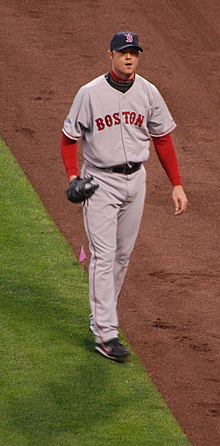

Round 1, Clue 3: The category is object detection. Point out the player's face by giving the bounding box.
[109,48,140,80]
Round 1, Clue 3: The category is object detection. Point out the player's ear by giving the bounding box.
[108,50,114,60]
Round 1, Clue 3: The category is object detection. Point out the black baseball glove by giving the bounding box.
[66,176,99,203]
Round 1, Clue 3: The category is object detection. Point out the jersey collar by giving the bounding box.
[110,69,135,83]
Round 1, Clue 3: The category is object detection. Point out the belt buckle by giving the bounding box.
[124,163,133,174]
[127,163,132,173]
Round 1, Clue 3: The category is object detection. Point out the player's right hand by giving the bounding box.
[66,176,99,203]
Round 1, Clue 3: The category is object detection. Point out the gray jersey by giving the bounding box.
[62,74,176,167]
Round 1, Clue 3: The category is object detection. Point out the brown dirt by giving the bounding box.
[0,1,219,445]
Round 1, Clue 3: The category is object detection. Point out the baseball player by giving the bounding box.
[61,31,188,362]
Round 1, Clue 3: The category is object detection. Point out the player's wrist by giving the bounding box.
[69,175,77,182]
[172,184,183,190]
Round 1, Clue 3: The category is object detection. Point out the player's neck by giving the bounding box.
[110,69,135,83]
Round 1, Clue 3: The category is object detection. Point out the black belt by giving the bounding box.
[95,162,142,175]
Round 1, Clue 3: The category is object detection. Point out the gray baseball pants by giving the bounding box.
[82,161,146,343]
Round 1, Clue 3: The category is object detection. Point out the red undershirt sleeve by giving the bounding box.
[152,133,182,186]
[60,133,79,178]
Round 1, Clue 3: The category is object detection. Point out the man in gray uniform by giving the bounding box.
[61,31,188,362]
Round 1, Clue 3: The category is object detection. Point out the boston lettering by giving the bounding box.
[95,111,145,131]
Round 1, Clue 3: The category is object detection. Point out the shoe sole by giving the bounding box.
[95,344,129,362]
[89,325,99,335]
[89,315,100,337]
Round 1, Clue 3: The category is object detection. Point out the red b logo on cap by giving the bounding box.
[125,33,133,43]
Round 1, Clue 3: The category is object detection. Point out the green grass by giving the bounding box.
[0,137,191,446]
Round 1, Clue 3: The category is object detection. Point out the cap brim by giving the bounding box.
[112,44,143,52]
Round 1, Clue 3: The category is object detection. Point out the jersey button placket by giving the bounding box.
[120,96,132,163]
[119,96,130,166]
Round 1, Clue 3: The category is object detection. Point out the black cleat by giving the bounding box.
[95,338,130,362]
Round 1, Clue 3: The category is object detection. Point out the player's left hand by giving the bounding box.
[172,185,188,215]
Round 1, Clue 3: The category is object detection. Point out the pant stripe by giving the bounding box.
[83,167,104,343]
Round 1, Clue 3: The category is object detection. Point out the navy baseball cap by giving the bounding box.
[110,31,143,52]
